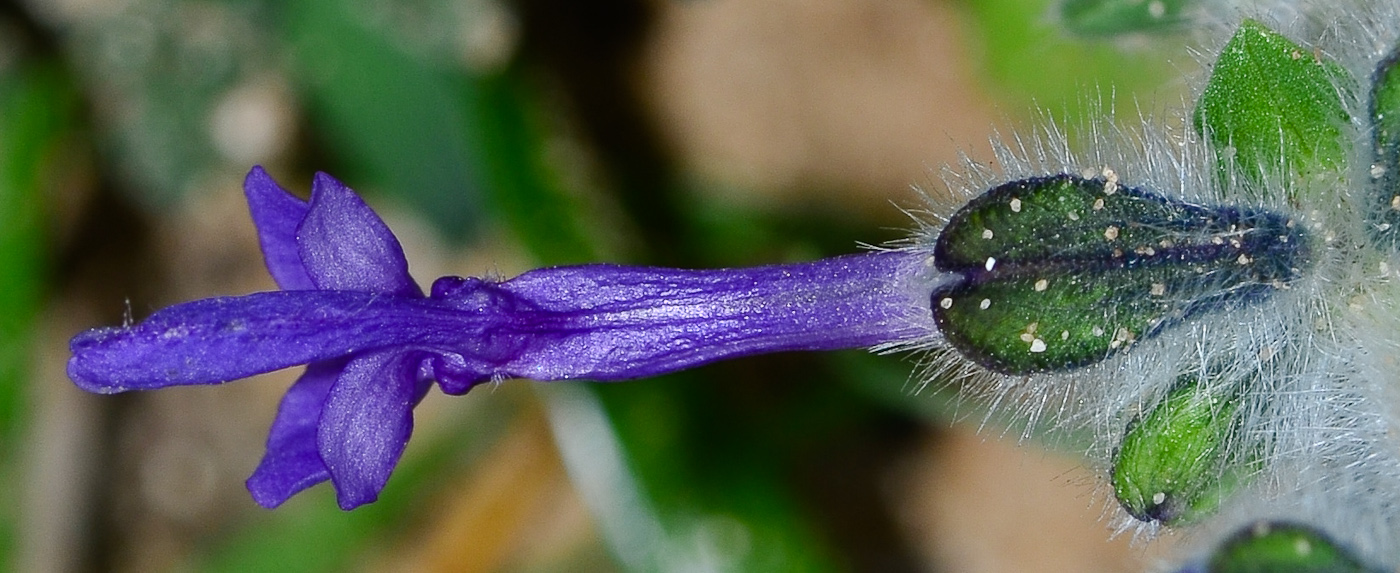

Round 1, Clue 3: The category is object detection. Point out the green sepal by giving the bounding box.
[1207,522,1379,573]
[1194,20,1352,196]
[1060,0,1194,37]
[1112,374,1252,526]
[1366,46,1400,250]
[932,175,1308,375]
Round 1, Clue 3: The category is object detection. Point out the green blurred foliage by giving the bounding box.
[0,59,77,565]
[1060,0,1196,37]
[71,0,249,207]
[964,0,1186,132]
[466,68,599,264]
[282,0,485,242]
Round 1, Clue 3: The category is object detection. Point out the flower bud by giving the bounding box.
[1112,374,1251,526]
[931,175,1307,374]
[1201,521,1378,573]
[1368,43,1400,251]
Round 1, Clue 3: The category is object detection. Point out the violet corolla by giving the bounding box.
[66,166,937,509]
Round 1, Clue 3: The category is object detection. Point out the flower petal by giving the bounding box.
[243,166,316,290]
[245,360,342,508]
[297,173,421,297]
[67,291,486,393]
[317,350,429,509]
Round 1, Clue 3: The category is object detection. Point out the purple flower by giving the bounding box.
[67,167,936,509]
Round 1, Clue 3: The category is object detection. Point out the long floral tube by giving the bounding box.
[66,166,939,509]
[68,251,937,394]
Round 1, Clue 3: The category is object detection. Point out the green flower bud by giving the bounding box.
[1367,43,1400,251]
[1205,521,1379,573]
[1194,20,1352,197]
[931,174,1308,374]
[1112,374,1252,525]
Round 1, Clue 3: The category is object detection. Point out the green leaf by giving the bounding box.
[1194,20,1352,194]
[591,372,846,573]
[965,0,1183,134]
[931,175,1307,374]
[1060,0,1195,37]
[284,0,484,241]
[465,69,599,265]
[0,60,76,568]
[1111,373,1251,526]
[1208,522,1379,573]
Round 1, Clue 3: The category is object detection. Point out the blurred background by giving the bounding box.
[0,0,1199,570]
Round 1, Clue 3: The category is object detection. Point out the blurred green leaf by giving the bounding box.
[591,374,843,573]
[283,0,483,241]
[1060,0,1195,37]
[965,0,1182,129]
[465,69,598,264]
[70,1,249,207]
[0,60,76,564]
